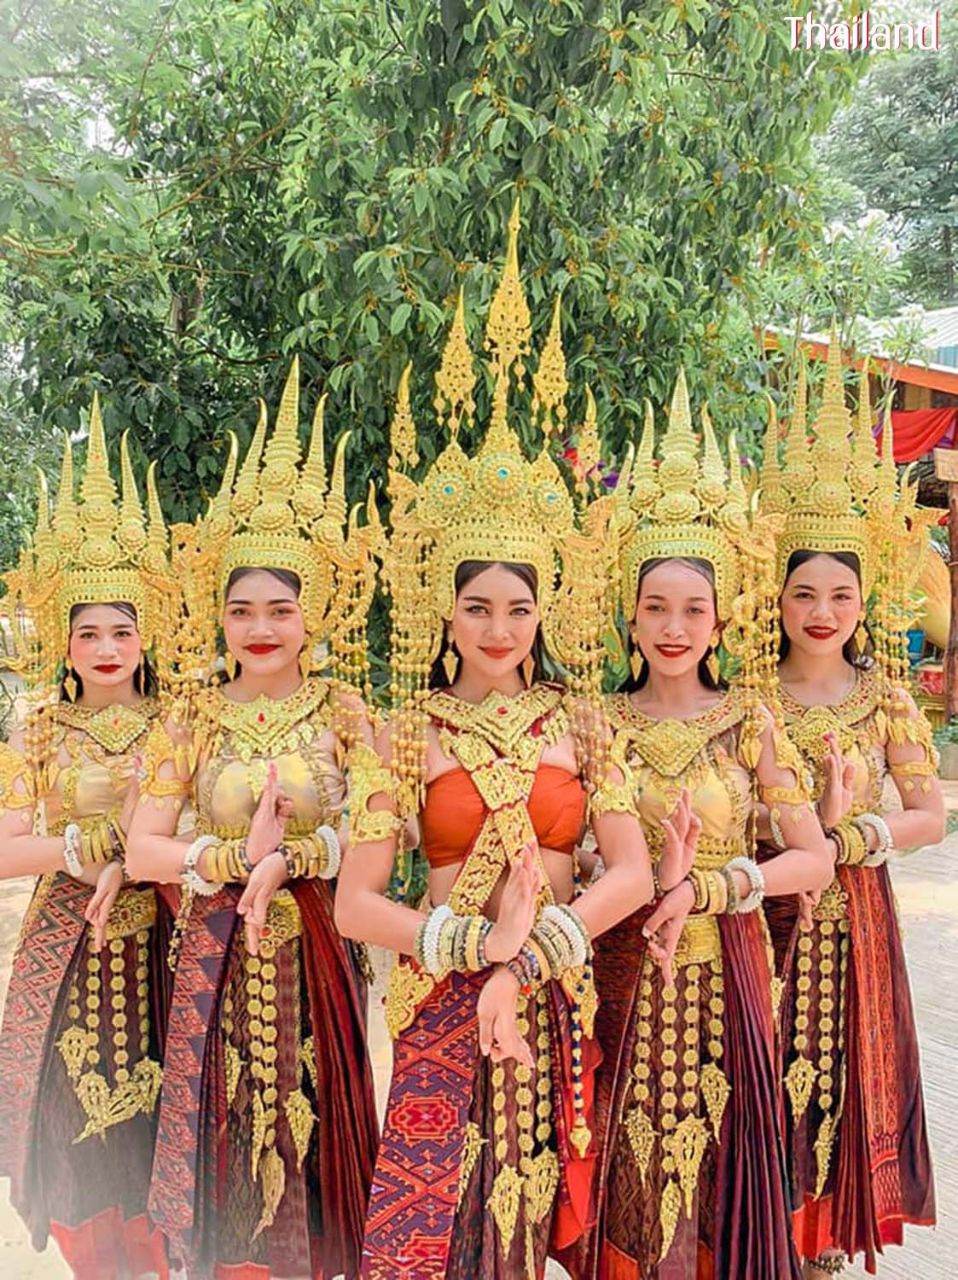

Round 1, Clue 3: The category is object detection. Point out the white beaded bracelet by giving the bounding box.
[315,824,341,880]
[542,904,589,968]
[182,835,222,897]
[422,904,455,975]
[724,856,766,913]
[856,812,893,868]
[63,823,84,878]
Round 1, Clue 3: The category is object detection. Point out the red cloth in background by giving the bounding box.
[877,408,958,462]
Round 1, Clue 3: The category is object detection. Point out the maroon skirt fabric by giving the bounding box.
[764,863,935,1272]
[0,873,173,1279]
[148,878,378,1279]
[570,906,801,1280]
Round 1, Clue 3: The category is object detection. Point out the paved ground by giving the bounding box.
[2,808,956,1279]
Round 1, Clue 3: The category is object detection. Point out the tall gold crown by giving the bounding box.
[616,371,757,621]
[763,335,931,690]
[379,202,618,805]
[1,394,173,692]
[170,359,374,690]
[762,329,880,593]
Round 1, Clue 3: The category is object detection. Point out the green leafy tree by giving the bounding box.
[1,0,863,549]
[820,2,958,306]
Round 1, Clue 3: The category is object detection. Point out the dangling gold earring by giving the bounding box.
[855,612,868,653]
[63,659,77,703]
[299,637,312,680]
[442,633,458,684]
[521,654,535,687]
[224,651,237,680]
[137,651,146,691]
[630,646,645,680]
[707,630,721,683]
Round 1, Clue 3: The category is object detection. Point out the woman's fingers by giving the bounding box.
[660,818,677,848]
[478,1003,494,1056]
[687,811,702,847]
[842,761,856,790]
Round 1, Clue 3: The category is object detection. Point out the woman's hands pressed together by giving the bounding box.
[658,788,701,892]
[485,840,541,964]
[246,762,295,865]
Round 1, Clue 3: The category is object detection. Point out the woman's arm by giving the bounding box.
[884,688,945,850]
[573,800,654,939]
[749,708,834,896]
[0,732,71,878]
[125,717,194,882]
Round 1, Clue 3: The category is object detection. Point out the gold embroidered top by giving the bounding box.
[139,678,348,855]
[605,688,807,869]
[779,665,938,818]
[0,699,157,838]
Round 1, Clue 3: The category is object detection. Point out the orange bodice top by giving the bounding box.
[421,763,586,869]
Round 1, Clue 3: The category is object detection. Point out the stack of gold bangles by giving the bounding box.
[62,816,125,877]
[506,904,592,995]
[830,818,868,866]
[684,856,766,915]
[414,905,493,976]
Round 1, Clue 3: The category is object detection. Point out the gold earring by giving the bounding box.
[63,660,77,703]
[630,647,645,680]
[855,613,868,652]
[137,652,146,690]
[442,634,458,684]
[522,654,535,687]
[225,651,237,680]
[707,630,721,683]
[299,637,312,680]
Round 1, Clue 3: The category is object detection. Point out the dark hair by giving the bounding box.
[222,567,304,682]
[779,550,873,667]
[64,601,158,700]
[428,560,562,690]
[224,566,302,599]
[623,556,727,693]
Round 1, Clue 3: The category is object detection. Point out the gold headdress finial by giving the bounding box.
[183,360,374,691]
[433,290,474,440]
[759,395,786,513]
[1,394,174,693]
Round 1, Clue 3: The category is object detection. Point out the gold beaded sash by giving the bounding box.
[55,886,163,1144]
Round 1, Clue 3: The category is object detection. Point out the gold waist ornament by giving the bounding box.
[55,886,162,1145]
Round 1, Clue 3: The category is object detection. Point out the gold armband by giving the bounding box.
[347,741,404,844]
[589,777,636,820]
[0,741,34,811]
[140,721,192,800]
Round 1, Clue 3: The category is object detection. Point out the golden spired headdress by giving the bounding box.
[615,371,779,760]
[1,394,174,694]
[761,329,882,594]
[379,202,618,809]
[169,358,374,692]
[762,335,930,689]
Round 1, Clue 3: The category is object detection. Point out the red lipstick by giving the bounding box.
[246,643,281,655]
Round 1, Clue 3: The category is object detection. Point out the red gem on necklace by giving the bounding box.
[257,712,266,723]
[497,705,508,715]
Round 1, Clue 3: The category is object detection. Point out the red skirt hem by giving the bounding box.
[49,1208,168,1280]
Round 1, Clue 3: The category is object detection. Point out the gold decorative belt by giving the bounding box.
[105,886,157,941]
[674,914,722,967]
